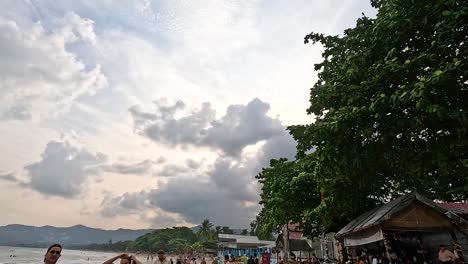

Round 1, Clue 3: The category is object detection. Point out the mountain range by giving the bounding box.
[0,224,153,247]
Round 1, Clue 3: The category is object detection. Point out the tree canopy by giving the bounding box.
[255,157,321,237]
[132,227,197,253]
[257,0,468,237]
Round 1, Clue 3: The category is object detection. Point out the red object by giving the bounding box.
[439,202,468,214]
[287,223,303,240]
[262,252,270,264]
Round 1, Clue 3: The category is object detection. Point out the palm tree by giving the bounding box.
[197,219,214,242]
[191,241,203,252]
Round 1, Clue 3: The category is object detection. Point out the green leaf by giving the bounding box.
[260,0,468,239]
[463,160,468,168]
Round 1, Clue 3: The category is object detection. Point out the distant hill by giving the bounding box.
[0,224,153,247]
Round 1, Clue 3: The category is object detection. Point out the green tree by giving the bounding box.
[221,226,234,234]
[249,221,257,236]
[132,227,197,252]
[197,219,215,241]
[169,238,190,253]
[195,219,218,252]
[255,157,321,237]
[201,240,218,250]
[286,0,468,236]
[240,229,248,235]
[191,241,203,251]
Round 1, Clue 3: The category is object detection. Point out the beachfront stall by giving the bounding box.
[276,233,314,261]
[335,192,468,264]
[217,234,276,258]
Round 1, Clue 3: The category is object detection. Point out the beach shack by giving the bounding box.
[335,192,468,263]
[218,234,275,258]
[275,223,317,262]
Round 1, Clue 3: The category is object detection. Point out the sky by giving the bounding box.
[0,0,376,230]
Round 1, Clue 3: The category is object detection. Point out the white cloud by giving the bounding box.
[0,0,376,229]
[58,12,97,45]
[0,14,107,121]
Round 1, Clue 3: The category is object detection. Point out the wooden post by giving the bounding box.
[383,232,392,264]
[283,224,290,263]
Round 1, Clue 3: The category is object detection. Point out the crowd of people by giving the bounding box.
[341,244,465,264]
[41,243,465,264]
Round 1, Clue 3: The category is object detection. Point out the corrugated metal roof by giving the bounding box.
[218,234,275,245]
[276,234,314,251]
[336,192,468,238]
[439,202,468,215]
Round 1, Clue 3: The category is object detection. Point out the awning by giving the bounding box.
[276,234,314,251]
[343,226,384,247]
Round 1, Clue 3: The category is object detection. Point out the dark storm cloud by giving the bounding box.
[147,129,297,227]
[103,98,298,227]
[147,177,258,227]
[130,98,284,156]
[20,141,106,198]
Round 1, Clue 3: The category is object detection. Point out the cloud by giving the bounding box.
[0,173,20,183]
[100,159,156,175]
[148,178,256,227]
[100,190,149,217]
[156,156,167,164]
[148,214,185,228]
[58,12,97,45]
[104,98,297,227]
[147,129,297,227]
[21,141,106,198]
[153,159,203,177]
[185,159,202,170]
[157,164,189,177]
[131,98,284,156]
[2,105,32,121]
[0,13,107,121]
[0,0,377,230]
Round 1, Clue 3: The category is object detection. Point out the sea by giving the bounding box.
[0,246,122,264]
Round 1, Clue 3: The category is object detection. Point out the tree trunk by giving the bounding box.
[283,224,290,263]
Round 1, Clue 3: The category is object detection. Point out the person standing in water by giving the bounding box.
[103,253,143,264]
[44,244,62,264]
